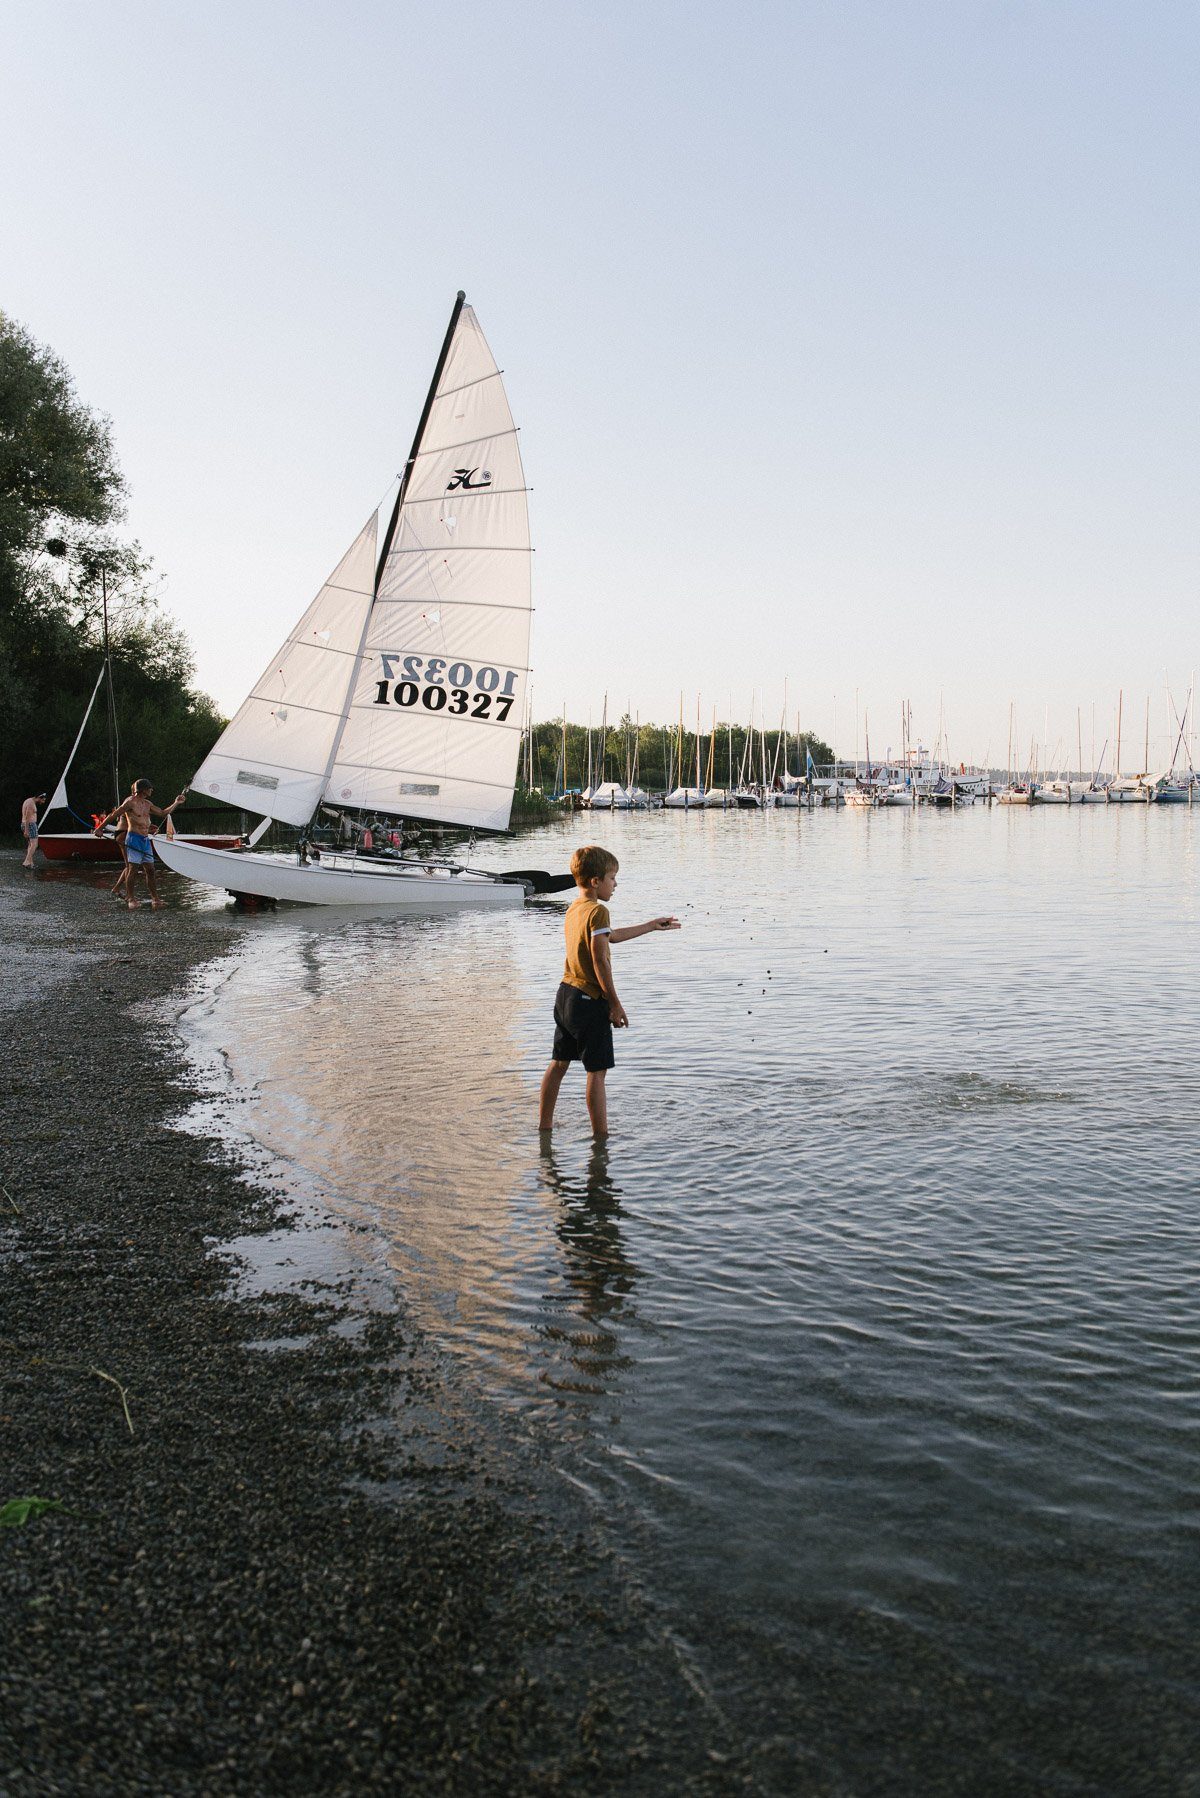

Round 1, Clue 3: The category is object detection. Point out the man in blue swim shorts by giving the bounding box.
[20,793,47,868]
[94,779,187,909]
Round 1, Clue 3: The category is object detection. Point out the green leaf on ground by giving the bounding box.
[0,1497,69,1528]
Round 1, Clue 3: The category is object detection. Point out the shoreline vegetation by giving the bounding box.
[0,862,749,1794]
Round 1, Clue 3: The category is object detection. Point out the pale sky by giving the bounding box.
[4,1,1197,768]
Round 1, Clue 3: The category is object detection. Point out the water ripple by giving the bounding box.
[179,807,1200,1790]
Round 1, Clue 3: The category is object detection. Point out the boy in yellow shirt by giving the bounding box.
[538,844,680,1137]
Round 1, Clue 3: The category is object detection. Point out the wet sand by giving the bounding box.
[0,858,751,1796]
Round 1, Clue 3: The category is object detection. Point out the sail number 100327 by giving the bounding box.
[371,654,520,722]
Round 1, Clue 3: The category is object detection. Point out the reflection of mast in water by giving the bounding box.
[537,1141,641,1398]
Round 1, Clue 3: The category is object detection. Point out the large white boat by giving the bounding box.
[156,294,558,909]
[1105,775,1152,804]
[1032,779,1073,804]
[586,781,637,810]
[1151,771,1196,803]
[950,770,989,801]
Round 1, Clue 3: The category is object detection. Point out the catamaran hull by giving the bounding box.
[39,832,240,863]
[153,835,526,908]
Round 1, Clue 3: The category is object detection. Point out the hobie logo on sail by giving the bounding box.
[446,467,491,491]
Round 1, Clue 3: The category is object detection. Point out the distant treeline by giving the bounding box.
[0,313,224,827]
[526,718,836,794]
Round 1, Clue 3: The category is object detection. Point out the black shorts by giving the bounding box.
[552,982,614,1072]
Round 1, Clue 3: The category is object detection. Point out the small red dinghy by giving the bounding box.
[39,829,239,864]
[38,656,239,864]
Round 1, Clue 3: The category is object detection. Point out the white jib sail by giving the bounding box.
[190,513,378,827]
[326,305,532,832]
[45,662,107,818]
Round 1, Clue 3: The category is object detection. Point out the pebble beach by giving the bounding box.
[0,858,747,1796]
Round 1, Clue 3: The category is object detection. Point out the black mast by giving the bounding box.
[375,290,466,592]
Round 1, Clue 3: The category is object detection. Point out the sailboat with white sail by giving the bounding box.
[38,584,239,863]
[156,294,559,907]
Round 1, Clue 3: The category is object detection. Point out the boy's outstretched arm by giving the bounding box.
[607,916,681,945]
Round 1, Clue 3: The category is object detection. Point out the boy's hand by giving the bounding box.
[652,916,681,930]
[609,1000,629,1028]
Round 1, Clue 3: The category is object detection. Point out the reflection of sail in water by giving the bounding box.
[535,1142,641,1399]
[197,910,644,1418]
[206,910,542,1388]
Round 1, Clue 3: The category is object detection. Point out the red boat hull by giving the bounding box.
[38,833,241,864]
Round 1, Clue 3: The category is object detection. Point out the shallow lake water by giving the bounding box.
[176,805,1200,1791]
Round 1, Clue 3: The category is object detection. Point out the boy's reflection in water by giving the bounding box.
[537,1140,641,1399]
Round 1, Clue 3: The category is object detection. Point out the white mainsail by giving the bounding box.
[190,513,378,827]
[326,301,532,832]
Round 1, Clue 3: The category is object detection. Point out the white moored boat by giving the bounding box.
[586,781,636,810]
[156,293,554,910]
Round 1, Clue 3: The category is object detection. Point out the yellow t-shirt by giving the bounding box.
[562,898,611,1000]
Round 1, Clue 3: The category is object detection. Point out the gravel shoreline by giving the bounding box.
[0,860,753,1796]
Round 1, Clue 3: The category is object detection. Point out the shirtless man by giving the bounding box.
[20,794,47,868]
[94,780,186,909]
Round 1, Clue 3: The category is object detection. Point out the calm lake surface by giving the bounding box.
[178,806,1200,1792]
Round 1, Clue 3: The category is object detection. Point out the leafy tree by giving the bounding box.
[0,314,223,825]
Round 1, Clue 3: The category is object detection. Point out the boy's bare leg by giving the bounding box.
[538,1059,570,1130]
[146,865,163,909]
[585,1069,608,1137]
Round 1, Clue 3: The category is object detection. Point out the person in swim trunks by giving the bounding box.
[538,843,680,1137]
[94,779,186,909]
[20,793,47,868]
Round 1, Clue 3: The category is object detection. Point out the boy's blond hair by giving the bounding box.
[570,844,619,886]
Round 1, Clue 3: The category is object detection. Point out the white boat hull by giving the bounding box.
[153,835,526,908]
